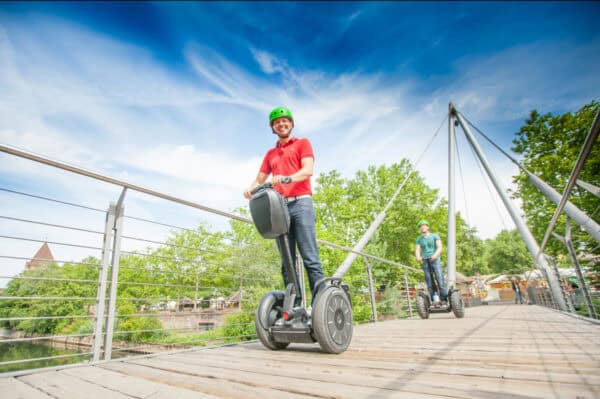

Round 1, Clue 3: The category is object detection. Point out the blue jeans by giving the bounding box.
[276,197,324,301]
[422,257,447,301]
[514,289,525,304]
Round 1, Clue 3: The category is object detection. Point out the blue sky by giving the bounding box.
[1,2,599,280]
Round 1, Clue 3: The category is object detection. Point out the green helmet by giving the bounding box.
[417,219,429,227]
[269,106,294,125]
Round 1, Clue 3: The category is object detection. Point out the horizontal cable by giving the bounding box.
[114,264,276,282]
[0,352,92,367]
[110,322,255,336]
[0,311,255,323]
[0,255,277,283]
[0,255,99,268]
[123,214,200,233]
[0,215,104,235]
[0,235,102,251]
[123,215,231,243]
[0,275,97,284]
[1,333,95,343]
[115,310,256,318]
[0,296,246,304]
[0,274,243,291]
[0,187,105,213]
[119,249,204,264]
[0,314,94,322]
[0,296,98,301]
[110,333,258,353]
[121,235,221,255]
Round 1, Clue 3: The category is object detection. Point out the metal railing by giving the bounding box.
[0,144,420,375]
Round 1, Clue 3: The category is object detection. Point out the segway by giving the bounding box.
[250,181,353,354]
[415,258,464,319]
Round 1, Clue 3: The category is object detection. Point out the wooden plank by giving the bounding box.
[60,366,218,399]
[188,345,600,378]
[18,370,134,399]
[0,377,53,399]
[166,349,599,398]
[127,357,446,399]
[218,344,600,369]
[100,361,310,399]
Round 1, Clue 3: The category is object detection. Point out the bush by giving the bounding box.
[222,312,255,340]
[115,302,165,343]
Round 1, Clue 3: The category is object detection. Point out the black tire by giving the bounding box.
[255,291,289,350]
[416,292,430,319]
[450,290,465,318]
[312,286,353,354]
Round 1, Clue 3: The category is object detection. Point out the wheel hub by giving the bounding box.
[334,308,344,329]
[326,294,352,345]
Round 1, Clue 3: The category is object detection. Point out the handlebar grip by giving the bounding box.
[249,177,291,196]
[250,182,272,195]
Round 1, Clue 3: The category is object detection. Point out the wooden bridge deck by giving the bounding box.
[3,305,599,399]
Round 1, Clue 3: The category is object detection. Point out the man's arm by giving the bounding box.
[415,244,422,263]
[273,157,314,185]
[244,171,268,199]
[431,239,443,260]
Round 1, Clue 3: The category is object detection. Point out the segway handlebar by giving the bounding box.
[250,177,292,195]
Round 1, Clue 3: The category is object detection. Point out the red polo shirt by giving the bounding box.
[259,137,314,198]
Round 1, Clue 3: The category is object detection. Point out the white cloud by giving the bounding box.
[251,48,285,75]
[125,144,263,189]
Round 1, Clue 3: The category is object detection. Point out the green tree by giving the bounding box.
[511,101,600,256]
[483,229,532,274]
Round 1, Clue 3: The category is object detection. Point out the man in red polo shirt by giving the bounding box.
[244,106,324,302]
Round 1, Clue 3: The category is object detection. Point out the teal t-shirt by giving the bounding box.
[416,233,440,258]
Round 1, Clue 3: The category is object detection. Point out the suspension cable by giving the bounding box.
[461,114,524,170]
[454,131,471,226]
[464,132,510,231]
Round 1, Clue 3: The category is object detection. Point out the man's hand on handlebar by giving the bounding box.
[244,176,292,199]
[272,175,292,186]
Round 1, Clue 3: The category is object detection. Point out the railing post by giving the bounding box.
[549,256,575,313]
[103,188,126,360]
[404,272,413,318]
[91,205,116,362]
[363,256,377,323]
[553,218,597,319]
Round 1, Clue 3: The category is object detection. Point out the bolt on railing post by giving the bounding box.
[404,272,413,318]
[103,188,126,360]
[91,205,117,362]
[363,256,377,323]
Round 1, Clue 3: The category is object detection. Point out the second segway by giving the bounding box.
[415,257,464,319]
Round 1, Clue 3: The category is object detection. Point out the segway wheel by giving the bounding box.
[255,291,289,350]
[450,290,465,318]
[415,293,430,319]
[312,286,353,354]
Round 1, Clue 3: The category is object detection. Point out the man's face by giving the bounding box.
[420,224,429,234]
[272,117,293,138]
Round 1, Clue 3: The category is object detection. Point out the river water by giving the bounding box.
[0,341,91,373]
